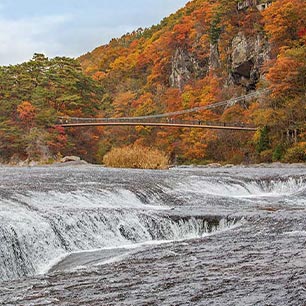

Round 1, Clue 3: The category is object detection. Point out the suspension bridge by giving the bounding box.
[57,90,267,131]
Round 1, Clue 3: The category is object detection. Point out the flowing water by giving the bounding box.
[0,165,305,305]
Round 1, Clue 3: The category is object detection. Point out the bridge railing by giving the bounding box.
[56,116,256,128]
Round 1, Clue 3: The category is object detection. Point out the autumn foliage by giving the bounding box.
[77,0,304,164]
[17,101,36,125]
[0,55,104,163]
[1,0,305,164]
[103,145,169,169]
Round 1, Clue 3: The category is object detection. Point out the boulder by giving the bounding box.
[61,156,81,163]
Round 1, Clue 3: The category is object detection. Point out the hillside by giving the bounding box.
[78,0,305,164]
[0,0,305,165]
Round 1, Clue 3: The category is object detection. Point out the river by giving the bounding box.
[0,165,305,305]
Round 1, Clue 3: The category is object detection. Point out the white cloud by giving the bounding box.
[0,15,71,65]
[0,0,190,65]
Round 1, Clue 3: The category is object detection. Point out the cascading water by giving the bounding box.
[0,165,305,306]
[0,185,240,282]
[175,175,305,198]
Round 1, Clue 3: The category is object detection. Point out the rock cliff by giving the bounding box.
[169,48,206,90]
[229,32,270,91]
[170,32,270,92]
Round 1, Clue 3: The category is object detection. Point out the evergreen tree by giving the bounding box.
[256,126,270,153]
[0,54,104,162]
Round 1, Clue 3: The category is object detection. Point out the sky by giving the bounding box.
[0,0,189,66]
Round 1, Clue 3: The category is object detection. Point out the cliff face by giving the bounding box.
[169,48,206,90]
[169,32,270,92]
[229,32,270,91]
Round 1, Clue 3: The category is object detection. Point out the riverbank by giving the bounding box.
[1,160,306,169]
[173,162,306,169]
[0,155,88,167]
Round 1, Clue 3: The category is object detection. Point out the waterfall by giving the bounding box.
[0,192,239,282]
[0,166,304,282]
[174,176,305,197]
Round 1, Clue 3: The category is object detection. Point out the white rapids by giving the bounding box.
[0,165,304,283]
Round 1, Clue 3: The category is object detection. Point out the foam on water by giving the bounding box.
[0,167,304,283]
[45,218,242,274]
[283,231,306,236]
[176,176,305,198]
[0,188,238,281]
[27,189,170,211]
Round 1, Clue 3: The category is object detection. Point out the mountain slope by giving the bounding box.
[78,0,305,164]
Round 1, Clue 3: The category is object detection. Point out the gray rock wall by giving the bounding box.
[229,32,270,91]
[169,31,270,92]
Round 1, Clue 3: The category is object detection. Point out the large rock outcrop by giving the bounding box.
[209,43,221,71]
[169,32,270,92]
[169,48,206,90]
[229,32,270,91]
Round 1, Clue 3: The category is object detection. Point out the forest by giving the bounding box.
[0,0,305,165]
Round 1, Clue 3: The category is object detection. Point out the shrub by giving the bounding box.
[103,144,169,169]
[282,142,306,163]
[259,149,273,163]
[228,152,245,165]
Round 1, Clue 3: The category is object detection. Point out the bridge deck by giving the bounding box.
[59,121,257,131]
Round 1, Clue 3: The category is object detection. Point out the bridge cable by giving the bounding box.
[58,89,269,122]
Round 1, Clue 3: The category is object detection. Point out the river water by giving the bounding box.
[0,165,305,305]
